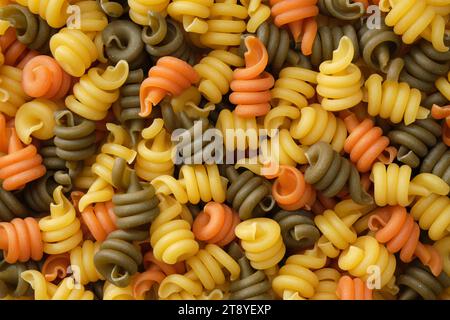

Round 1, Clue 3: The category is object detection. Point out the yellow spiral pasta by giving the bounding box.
[167,0,213,34]
[136,119,174,182]
[14,98,59,145]
[74,0,109,35]
[309,268,341,300]
[435,72,450,99]
[410,193,450,241]
[50,28,98,77]
[333,199,378,235]
[241,0,270,32]
[235,218,286,272]
[103,281,134,300]
[364,73,430,125]
[13,0,70,28]
[433,237,450,276]
[272,244,327,300]
[70,240,104,285]
[39,186,83,255]
[199,0,248,48]
[216,109,259,151]
[0,65,29,117]
[158,244,239,298]
[65,60,129,120]
[78,177,114,212]
[338,235,396,289]
[317,36,363,112]
[150,195,199,264]
[290,103,348,153]
[371,162,450,207]
[271,67,318,110]
[314,209,361,259]
[91,123,137,187]
[193,49,244,104]
[128,0,170,25]
[151,164,227,204]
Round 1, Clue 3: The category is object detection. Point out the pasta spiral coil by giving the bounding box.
[0,4,57,53]
[39,186,83,255]
[70,240,104,285]
[369,206,443,276]
[193,49,244,104]
[12,0,70,28]
[317,36,363,111]
[228,242,272,300]
[318,0,364,20]
[65,60,129,121]
[151,164,227,205]
[128,0,169,25]
[167,0,213,34]
[0,186,29,222]
[235,218,285,271]
[0,65,29,116]
[336,275,373,300]
[50,28,98,77]
[304,142,373,205]
[224,166,274,220]
[338,235,397,289]
[272,244,327,299]
[22,171,58,213]
[272,209,320,251]
[0,217,43,263]
[420,142,450,185]
[149,194,199,265]
[410,193,450,241]
[0,28,38,68]
[309,268,340,300]
[364,73,430,125]
[97,0,127,17]
[230,36,274,118]
[387,118,442,168]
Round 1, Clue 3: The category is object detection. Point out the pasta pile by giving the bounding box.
[0,0,449,301]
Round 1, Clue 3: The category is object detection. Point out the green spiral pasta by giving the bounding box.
[304,142,373,205]
[101,19,148,69]
[39,140,74,192]
[223,166,274,220]
[272,210,320,251]
[388,118,442,168]
[239,21,312,75]
[420,142,450,185]
[398,262,450,300]
[318,0,365,20]
[97,0,128,17]
[22,172,58,213]
[0,4,57,53]
[0,187,29,222]
[358,20,402,72]
[116,68,145,147]
[0,258,39,299]
[311,24,359,67]
[228,242,272,300]
[142,11,197,65]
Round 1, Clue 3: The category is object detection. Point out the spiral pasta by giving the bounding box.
[317,36,363,111]
[50,28,98,77]
[318,0,364,20]
[140,56,199,117]
[241,0,270,33]
[75,0,108,34]
[65,60,129,120]
[69,240,104,285]
[304,142,373,205]
[338,235,397,289]
[0,127,46,191]
[193,49,244,104]
[235,218,285,271]
[0,217,43,263]
[128,0,169,25]
[0,64,28,116]
[41,253,70,282]
[410,193,450,241]
[22,171,57,212]
[371,162,449,207]
[167,0,213,34]
[420,142,450,185]
[39,186,83,254]
[0,27,38,68]
[336,275,373,300]
[0,186,29,221]
[272,243,327,299]
[151,164,227,205]
[309,268,340,300]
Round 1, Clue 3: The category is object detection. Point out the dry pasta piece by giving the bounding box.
[230,36,274,118]
[0,28,39,68]
[139,56,199,117]
[41,253,70,282]
[336,276,372,300]
[0,127,46,190]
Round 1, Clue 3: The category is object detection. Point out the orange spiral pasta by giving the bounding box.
[229,36,274,118]
[0,217,43,263]
[341,111,397,173]
[368,205,443,276]
[337,276,373,300]
[41,253,70,282]
[192,202,240,246]
[0,28,38,68]
[139,57,199,117]
[269,0,318,55]
[21,55,72,100]
[269,165,316,211]
[431,104,450,146]
[0,127,46,190]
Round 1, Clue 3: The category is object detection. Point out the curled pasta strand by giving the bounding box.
[309,268,340,300]
[167,0,213,34]
[0,64,29,117]
[0,28,38,68]
[336,276,372,300]
[69,240,104,285]
[129,0,169,25]
[41,253,70,282]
